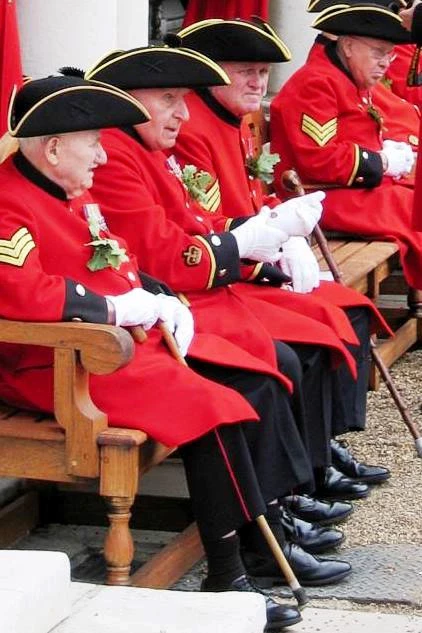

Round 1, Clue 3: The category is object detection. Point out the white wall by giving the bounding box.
[269,0,315,94]
[16,0,149,78]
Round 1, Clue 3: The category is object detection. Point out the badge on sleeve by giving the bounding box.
[301,114,337,147]
[183,245,202,266]
[0,227,35,266]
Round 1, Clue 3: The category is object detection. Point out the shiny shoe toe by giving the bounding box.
[314,465,370,501]
[281,494,354,526]
[201,574,302,630]
[331,439,391,484]
[280,507,345,554]
[244,543,352,587]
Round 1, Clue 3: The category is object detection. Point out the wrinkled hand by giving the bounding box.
[261,191,325,237]
[106,287,161,330]
[277,236,320,294]
[231,212,288,263]
[382,140,415,179]
[156,294,194,357]
[400,1,422,31]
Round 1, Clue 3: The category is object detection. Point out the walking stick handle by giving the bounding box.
[130,325,148,343]
[256,515,308,609]
[159,321,188,367]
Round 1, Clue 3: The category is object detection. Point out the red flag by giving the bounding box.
[182,0,269,27]
[0,0,22,135]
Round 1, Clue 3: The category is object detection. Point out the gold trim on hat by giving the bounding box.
[8,83,150,137]
[177,19,292,62]
[313,6,403,31]
[85,46,231,86]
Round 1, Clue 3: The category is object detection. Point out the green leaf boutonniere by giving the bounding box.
[367,104,387,133]
[181,164,213,204]
[246,149,280,185]
[85,213,129,272]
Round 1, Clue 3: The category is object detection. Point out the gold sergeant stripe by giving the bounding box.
[301,114,337,147]
[194,235,217,290]
[0,227,35,266]
[347,144,361,187]
[200,179,221,213]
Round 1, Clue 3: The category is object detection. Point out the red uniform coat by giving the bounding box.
[0,152,309,447]
[0,0,22,134]
[270,40,422,291]
[174,90,389,335]
[91,128,357,373]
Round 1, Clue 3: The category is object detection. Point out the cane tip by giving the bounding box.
[293,587,309,609]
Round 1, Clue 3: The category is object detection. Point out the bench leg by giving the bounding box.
[103,494,135,586]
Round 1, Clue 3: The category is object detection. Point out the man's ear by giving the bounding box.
[44,136,60,166]
[339,36,353,60]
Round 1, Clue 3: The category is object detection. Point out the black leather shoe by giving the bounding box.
[202,574,302,630]
[281,495,353,526]
[331,439,391,484]
[314,465,370,500]
[244,543,351,587]
[280,507,345,554]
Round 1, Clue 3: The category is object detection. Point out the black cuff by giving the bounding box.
[200,232,241,287]
[411,5,422,46]
[350,147,383,188]
[227,216,250,230]
[139,271,177,297]
[252,262,291,286]
[62,279,108,323]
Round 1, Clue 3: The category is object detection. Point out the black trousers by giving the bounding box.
[276,342,332,469]
[181,358,313,542]
[331,307,371,436]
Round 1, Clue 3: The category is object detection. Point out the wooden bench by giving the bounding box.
[0,320,203,588]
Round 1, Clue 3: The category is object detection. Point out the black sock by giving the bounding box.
[239,505,286,556]
[203,533,245,584]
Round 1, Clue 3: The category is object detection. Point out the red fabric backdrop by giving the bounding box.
[182,0,269,26]
[0,0,22,135]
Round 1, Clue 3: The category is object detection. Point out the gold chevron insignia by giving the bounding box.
[0,227,35,266]
[199,178,221,213]
[301,114,337,147]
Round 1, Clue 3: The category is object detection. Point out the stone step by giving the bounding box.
[0,550,71,633]
[52,582,266,633]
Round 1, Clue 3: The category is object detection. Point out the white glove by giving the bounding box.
[231,213,288,263]
[382,140,415,179]
[261,191,325,237]
[106,287,160,330]
[278,236,320,294]
[156,294,194,357]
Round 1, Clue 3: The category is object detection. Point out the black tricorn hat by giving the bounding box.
[84,46,230,89]
[307,0,406,12]
[8,75,150,138]
[174,18,291,62]
[311,4,411,43]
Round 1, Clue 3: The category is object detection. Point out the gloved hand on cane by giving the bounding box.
[260,191,325,237]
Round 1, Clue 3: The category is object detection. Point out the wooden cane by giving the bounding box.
[256,515,309,609]
[282,169,422,457]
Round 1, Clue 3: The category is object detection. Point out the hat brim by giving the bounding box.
[85,47,230,89]
[307,1,405,13]
[312,5,411,43]
[9,79,150,137]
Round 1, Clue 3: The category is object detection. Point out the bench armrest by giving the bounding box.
[0,320,134,374]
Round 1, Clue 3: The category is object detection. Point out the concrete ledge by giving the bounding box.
[0,550,71,633]
[293,607,422,633]
[53,582,266,633]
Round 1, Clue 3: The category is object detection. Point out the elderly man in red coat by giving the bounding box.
[271,4,422,300]
[170,17,390,510]
[0,73,339,630]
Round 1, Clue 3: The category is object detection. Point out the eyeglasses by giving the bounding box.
[349,37,397,64]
